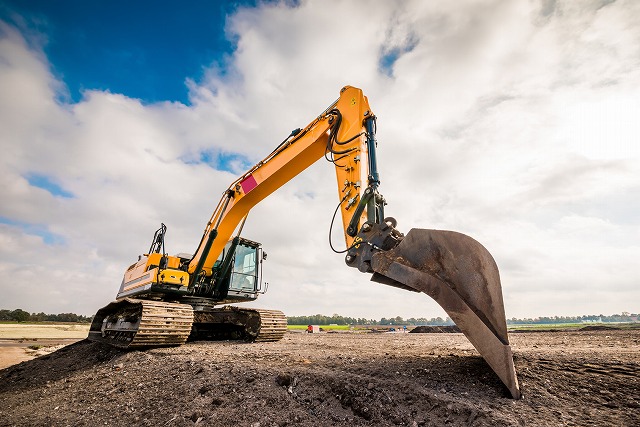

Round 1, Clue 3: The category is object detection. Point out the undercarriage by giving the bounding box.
[88,298,287,349]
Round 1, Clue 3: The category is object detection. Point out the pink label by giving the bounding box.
[240,174,258,194]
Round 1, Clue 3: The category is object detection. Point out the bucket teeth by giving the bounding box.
[370,228,521,399]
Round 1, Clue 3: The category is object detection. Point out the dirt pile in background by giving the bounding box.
[409,326,461,333]
[579,325,621,331]
[1,331,638,426]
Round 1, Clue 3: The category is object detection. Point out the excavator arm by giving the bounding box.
[184,85,520,399]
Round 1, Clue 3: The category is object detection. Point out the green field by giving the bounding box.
[508,322,639,331]
[3,321,634,338]
[508,323,584,331]
[289,322,639,332]
[288,324,352,331]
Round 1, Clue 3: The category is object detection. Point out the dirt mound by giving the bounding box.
[1,331,638,426]
[409,325,461,333]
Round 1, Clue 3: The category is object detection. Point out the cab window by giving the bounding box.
[229,244,257,291]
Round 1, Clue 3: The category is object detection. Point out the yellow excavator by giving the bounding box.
[89,86,521,399]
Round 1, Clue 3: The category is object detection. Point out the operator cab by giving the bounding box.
[213,237,265,304]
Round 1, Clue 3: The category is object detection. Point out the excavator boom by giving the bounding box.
[186,86,375,281]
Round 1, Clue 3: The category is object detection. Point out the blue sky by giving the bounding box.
[0,1,638,319]
[0,0,253,104]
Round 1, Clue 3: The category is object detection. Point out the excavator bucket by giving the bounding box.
[369,228,521,399]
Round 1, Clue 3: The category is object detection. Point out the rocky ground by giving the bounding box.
[0,329,638,426]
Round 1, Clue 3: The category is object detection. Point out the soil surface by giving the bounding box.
[1,330,638,426]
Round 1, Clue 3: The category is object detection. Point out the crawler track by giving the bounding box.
[88,299,194,349]
[89,300,286,349]
[190,306,287,342]
[251,308,288,342]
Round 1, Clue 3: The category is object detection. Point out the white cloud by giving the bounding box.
[0,0,638,320]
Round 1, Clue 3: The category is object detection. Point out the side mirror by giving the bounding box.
[262,251,268,261]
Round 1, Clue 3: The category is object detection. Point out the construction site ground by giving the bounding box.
[0,328,638,426]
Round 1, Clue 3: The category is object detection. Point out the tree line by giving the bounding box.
[288,314,462,326]
[286,312,638,326]
[507,312,638,325]
[0,309,92,323]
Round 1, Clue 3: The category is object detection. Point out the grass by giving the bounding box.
[288,324,352,331]
[291,322,639,332]
[508,322,639,331]
[508,323,584,331]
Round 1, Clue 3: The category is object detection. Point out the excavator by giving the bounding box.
[89,86,521,399]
